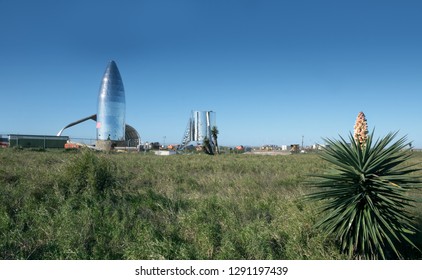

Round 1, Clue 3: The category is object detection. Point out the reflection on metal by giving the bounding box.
[57,60,140,149]
[97,60,126,141]
[181,110,216,148]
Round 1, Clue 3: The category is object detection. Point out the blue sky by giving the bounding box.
[1,0,421,147]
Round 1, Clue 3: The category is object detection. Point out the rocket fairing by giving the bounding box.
[96,60,126,141]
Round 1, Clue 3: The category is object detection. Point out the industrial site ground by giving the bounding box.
[1,148,421,260]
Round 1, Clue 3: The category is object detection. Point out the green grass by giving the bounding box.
[0,148,421,260]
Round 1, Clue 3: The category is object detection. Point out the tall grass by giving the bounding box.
[0,148,420,259]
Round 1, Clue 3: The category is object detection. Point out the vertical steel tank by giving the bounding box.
[192,110,216,142]
[96,60,126,141]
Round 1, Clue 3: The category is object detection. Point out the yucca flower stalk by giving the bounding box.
[309,127,421,259]
[354,112,368,147]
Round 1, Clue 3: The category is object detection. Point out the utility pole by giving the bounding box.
[302,135,304,150]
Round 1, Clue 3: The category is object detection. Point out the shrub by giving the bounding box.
[61,149,117,196]
[309,120,421,259]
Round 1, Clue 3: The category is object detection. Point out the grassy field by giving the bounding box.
[1,148,421,260]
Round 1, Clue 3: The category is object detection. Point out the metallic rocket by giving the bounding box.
[96,60,126,141]
[57,60,140,149]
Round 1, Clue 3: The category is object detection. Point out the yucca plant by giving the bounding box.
[309,114,421,259]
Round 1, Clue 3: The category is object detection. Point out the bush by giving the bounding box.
[60,149,117,196]
[308,131,422,259]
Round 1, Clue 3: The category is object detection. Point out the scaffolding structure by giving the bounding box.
[180,110,216,149]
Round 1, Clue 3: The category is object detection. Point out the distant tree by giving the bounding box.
[211,126,220,154]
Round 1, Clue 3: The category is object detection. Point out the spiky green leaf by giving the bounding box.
[307,131,422,259]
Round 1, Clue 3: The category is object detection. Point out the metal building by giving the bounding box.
[181,110,216,148]
[1,134,69,149]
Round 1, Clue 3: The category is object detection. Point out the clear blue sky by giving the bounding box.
[1,0,421,147]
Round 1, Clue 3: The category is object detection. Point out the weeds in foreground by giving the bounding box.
[0,147,420,259]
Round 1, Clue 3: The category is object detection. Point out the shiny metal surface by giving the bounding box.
[192,110,216,142]
[96,60,126,141]
[180,110,216,148]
